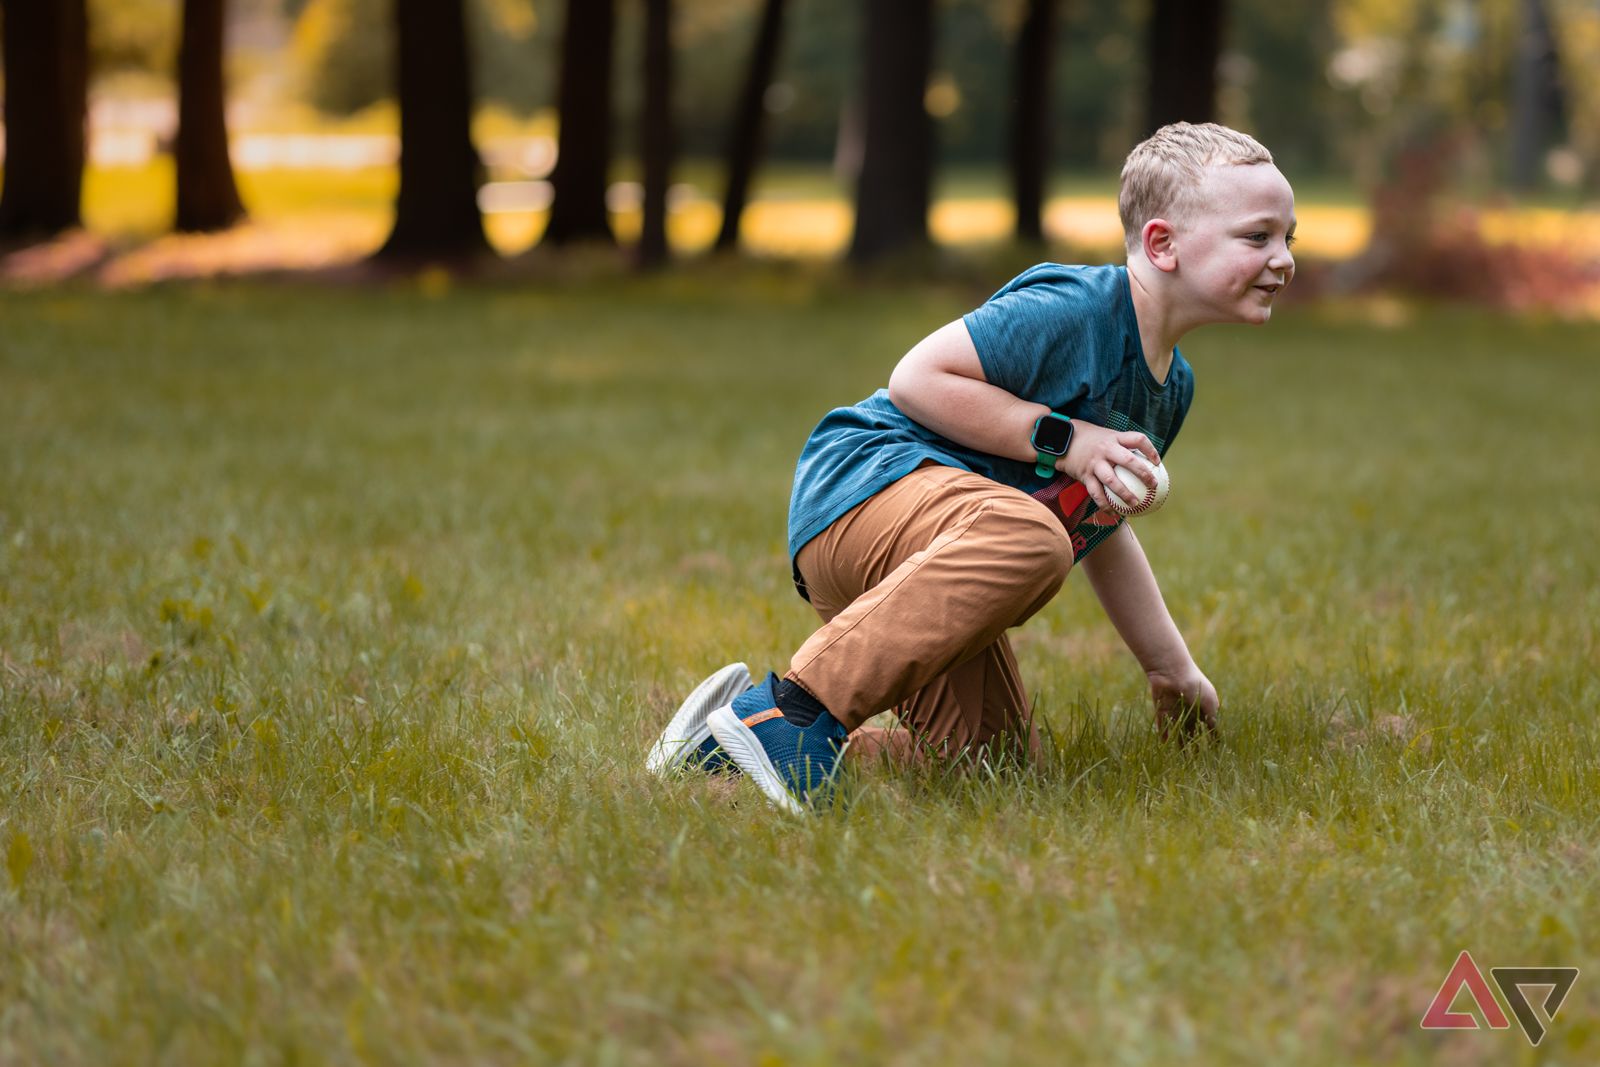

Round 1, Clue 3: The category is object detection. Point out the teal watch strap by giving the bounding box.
[1032,412,1073,479]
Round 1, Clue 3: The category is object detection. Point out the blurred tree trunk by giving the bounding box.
[849,0,934,264]
[1508,0,1564,191]
[0,0,88,242]
[543,0,615,247]
[714,0,787,254]
[174,0,246,232]
[1009,0,1058,244]
[636,0,672,268]
[1144,0,1224,133]
[833,93,864,184]
[375,0,488,260]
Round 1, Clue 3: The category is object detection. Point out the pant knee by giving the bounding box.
[988,500,1074,616]
[1002,501,1074,578]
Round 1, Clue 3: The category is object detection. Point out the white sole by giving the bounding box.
[645,662,751,775]
[707,704,808,815]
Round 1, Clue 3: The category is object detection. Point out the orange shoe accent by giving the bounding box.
[741,708,784,728]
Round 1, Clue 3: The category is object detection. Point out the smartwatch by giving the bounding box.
[1031,412,1073,478]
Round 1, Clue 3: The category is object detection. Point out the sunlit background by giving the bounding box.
[0,0,1596,308]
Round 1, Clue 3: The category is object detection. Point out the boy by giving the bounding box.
[646,123,1297,813]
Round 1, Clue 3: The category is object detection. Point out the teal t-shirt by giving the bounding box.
[787,263,1194,571]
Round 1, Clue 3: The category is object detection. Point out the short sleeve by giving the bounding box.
[961,268,1107,411]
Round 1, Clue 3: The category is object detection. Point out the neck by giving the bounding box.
[1126,259,1190,383]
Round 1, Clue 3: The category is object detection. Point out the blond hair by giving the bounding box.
[1118,122,1273,251]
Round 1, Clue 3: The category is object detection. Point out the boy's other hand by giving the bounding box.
[1148,665,1218,743]
[1061,421,1160,511]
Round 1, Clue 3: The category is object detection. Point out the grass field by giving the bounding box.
[2,272,1598,1065]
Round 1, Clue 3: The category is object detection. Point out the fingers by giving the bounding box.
[1159,704,1216,744]
[1084,478,1110,510]
[1094,464,1133,509]
[1151,672,1219,743]
[1071,424,1160,501]
[1117,431,1159,465]
[1095,456,1151,506]
[1155,692,1219,744]
[1121,450,1158,489]
[1108,432,1159,488]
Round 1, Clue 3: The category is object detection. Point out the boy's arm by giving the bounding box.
[1078,522,1219,739]
[886,320,1160,511]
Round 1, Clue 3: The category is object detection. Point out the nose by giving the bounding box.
[1269,240,1295,282]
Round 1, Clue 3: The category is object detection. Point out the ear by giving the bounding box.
[1141,219,1179,273]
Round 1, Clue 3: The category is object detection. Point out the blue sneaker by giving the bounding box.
[646,662,752,776]
[682,671,788,774]
[708,692,850,813]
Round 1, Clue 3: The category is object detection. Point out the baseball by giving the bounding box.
[1103,458,1171,517]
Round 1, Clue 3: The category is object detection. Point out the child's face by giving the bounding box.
[1173,163,1297,325]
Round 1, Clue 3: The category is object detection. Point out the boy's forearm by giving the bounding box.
[886,319,1163,508]
[887,320,1050,463]
[890,361,1047,464]
[1080,523,1192,676]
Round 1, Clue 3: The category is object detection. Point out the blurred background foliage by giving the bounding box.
[3,0,1596,297]
[58,0,1599,189]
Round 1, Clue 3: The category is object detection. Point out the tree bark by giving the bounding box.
[637,0,672,268]
[713,0,787,254]
[1144,0,1225,134]
[175,0,246,232]
[543,0,615,246]
[375,0,488,260]
[1508,0,1564,191]
[0,0,89,242]
[848,0,934,264]
[1009,0,1058,244]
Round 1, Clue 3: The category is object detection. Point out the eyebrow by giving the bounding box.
[1239,215,1297,229]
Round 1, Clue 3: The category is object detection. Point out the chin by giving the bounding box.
[1240,301,1274,325]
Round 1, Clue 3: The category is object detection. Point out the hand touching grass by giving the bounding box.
[1149,664,1219,743]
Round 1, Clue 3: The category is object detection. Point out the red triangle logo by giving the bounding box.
[1421,951,1511,1030]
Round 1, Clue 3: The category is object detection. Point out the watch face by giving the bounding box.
[1034,415,1073,454]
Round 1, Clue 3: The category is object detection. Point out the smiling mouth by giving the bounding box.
[1253,284,1281,296]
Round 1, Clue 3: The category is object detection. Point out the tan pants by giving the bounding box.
[787,463,1074,763]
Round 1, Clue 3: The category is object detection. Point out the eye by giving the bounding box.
[1243,232,1269,244]
[1286,234,1298,247]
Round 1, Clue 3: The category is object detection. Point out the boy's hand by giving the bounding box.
[1060,421,1161,512]
[1148,665,1218,743]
